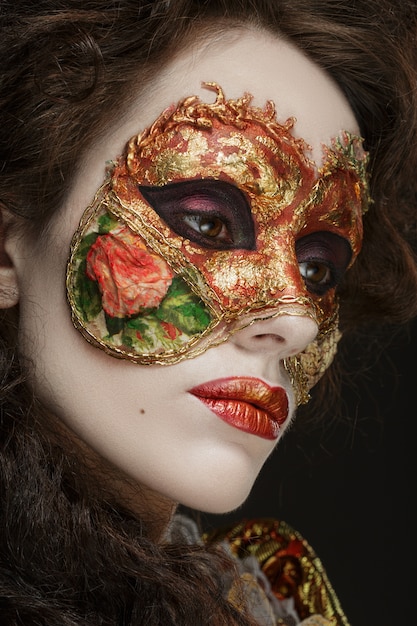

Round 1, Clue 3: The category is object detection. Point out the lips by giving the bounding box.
[188,377,289,440]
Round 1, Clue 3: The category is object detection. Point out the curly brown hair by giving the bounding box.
[0,1,416,624]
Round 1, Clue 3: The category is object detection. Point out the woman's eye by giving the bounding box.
[299,261,332,286]
[182,214,227,240]
[295,231,353,296]
[139,179,255,250]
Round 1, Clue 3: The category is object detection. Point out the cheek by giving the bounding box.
[20,313,279,514]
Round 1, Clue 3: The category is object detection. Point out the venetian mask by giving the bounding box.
[66,83,369,405]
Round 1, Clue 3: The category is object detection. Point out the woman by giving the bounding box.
[1,1,416,624]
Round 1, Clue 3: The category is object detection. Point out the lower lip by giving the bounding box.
[189,380,289,440]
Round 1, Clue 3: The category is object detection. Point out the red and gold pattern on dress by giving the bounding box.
[203,518,350,626]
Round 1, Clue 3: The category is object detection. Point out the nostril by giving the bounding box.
[254,333,285,343]
[230,311,318,358]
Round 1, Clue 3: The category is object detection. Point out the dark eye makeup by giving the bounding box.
[139,180,352,296]
[139,179,255,250]
[295,231,352,296]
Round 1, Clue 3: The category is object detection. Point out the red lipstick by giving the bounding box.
[188,377,289,440]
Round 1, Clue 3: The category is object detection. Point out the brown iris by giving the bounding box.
[198,216,223,237]
[301,261,330,284]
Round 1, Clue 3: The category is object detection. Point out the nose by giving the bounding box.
[229,309,318,359]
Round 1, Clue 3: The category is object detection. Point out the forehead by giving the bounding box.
[135,27,360,163]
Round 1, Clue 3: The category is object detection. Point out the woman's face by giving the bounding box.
[10,28,366,514]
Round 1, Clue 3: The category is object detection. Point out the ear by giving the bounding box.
[0,204,19,309]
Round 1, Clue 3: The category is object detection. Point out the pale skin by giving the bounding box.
[0,26,360,534]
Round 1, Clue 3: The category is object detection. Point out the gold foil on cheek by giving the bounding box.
[201,243,321,317]
[204,254,289,305]
[284,309,342,406]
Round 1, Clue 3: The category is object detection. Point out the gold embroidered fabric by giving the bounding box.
[203,518,350,626]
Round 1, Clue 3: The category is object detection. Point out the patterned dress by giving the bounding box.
[166,515,350,626]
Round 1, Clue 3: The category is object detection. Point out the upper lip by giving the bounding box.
[188,376,289,426]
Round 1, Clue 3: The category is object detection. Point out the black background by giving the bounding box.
[192,318,415,626]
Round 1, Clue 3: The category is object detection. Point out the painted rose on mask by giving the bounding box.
[68,209,214,356]
[86,225,174,318]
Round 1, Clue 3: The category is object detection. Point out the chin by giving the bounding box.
[178,482,254,515]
